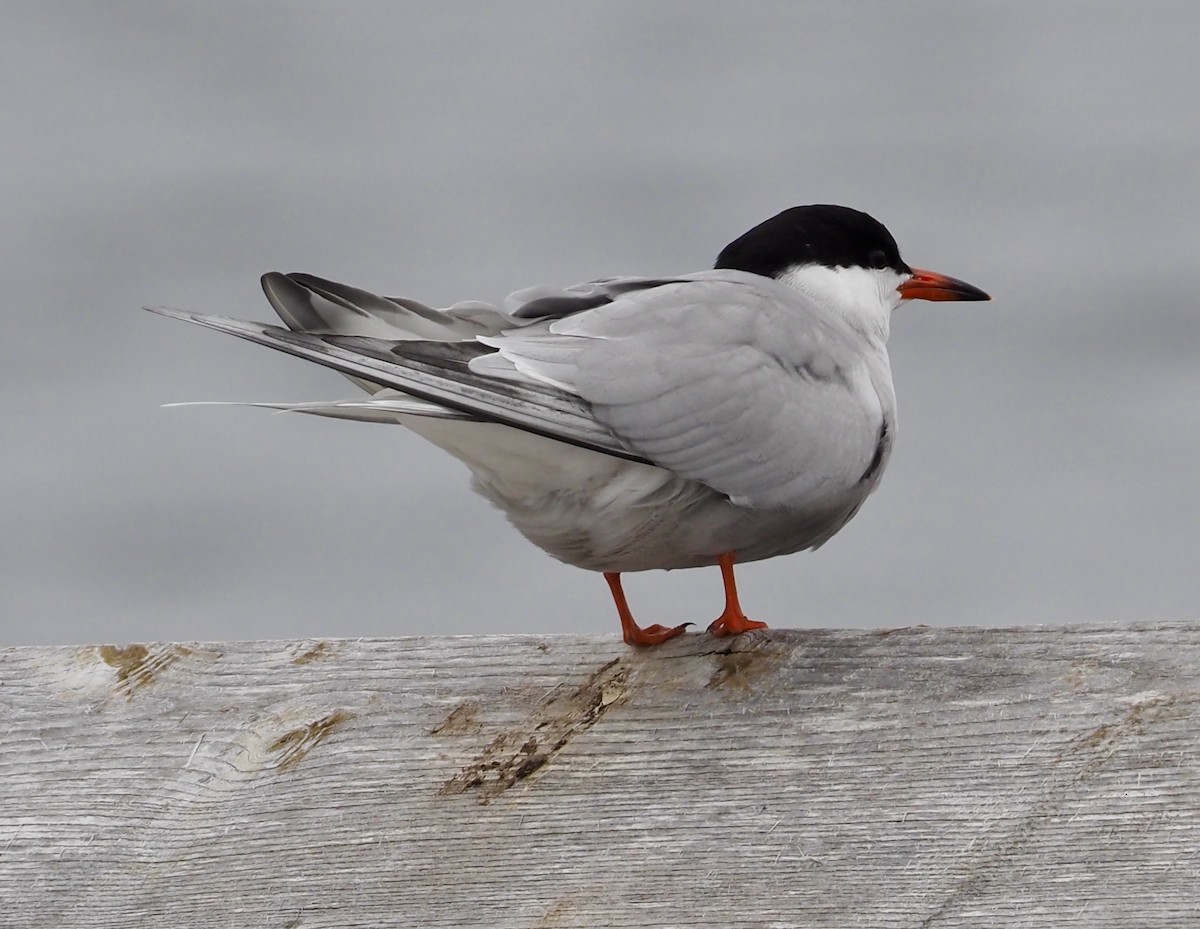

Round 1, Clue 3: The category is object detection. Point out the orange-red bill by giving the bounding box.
[899,268,991,302]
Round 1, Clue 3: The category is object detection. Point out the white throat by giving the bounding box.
[776,263,904,344]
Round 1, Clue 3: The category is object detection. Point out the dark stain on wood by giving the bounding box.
[534,898,574,928]
[705,638,783,691]
[1073,693,1182,759]
[431,702,483,736]
[268,709,355,772]
[291,641,336,665]
[440,658,631,802]
[99,644,191,697]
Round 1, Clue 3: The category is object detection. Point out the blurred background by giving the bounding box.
[3,2,1197,646]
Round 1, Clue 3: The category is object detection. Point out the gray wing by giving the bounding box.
[503,276,689,319]
[149,271,889,506]
[148,273,696,460]
[479,271,891,509]
[148,272,695,449]
[145,307,651,464]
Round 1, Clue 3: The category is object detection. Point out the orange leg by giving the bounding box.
[604,572,691,647]
[707,551,768,637]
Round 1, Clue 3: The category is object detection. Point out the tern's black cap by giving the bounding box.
[715,205,911,279]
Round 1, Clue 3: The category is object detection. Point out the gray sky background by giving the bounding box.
[3,2,1197,647]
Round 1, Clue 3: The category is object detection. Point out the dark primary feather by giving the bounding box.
[145,307,652,465]
[262,271,492,339]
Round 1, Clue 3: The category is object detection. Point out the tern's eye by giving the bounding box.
[867,249,889,270]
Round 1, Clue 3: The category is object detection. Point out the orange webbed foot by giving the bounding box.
[707,610,768,638]
[705,551,768,638]
[623,621,692,648]
[605,572,692,648]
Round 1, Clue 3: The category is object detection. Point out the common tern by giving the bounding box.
[150,204,990,645]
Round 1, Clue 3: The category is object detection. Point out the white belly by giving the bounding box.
[399,416,874,574]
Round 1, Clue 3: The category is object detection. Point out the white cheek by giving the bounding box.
[776,264,901,340]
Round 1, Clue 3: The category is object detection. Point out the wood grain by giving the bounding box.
[2,624,1199,927]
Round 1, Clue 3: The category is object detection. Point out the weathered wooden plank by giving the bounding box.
[2,624,1198,928]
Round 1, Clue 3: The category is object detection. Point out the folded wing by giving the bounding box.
[150,270,887,509]
[146,306,650,463]
[479,272,888,509]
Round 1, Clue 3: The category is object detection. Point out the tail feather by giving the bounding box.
[148,273,650,461]
[144,307,646,463]
[164,390,477,425]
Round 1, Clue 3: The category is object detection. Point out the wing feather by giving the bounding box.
[145,307,649,464]
[483,272,889,508]
[149,270,890,509]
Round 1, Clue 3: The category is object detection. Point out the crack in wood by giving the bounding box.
[705,642,784,690]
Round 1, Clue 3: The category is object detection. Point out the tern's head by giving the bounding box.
[715,204,990,341]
